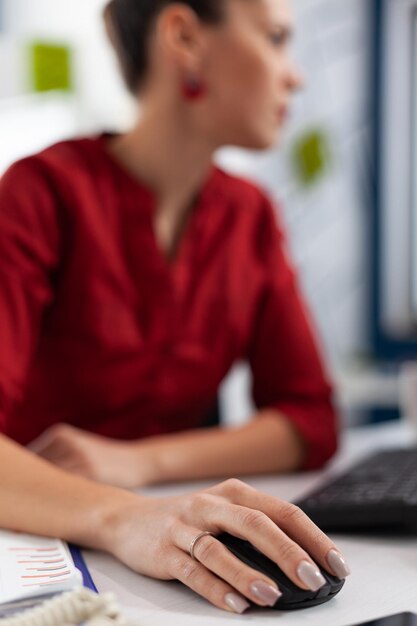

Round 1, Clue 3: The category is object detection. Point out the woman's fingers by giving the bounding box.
[29,424,81,460]
[52,458,90,475]
[187,481,350,590]
[202,503,325,591]
[28,434,66,459]
[216,479,350,579]
[167,547,250,614]
[174,526,282,607]
[257,498,350,579]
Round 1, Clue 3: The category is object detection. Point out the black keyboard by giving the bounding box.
[295,447,417,531]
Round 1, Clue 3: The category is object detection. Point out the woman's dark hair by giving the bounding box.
[104,0,224,95]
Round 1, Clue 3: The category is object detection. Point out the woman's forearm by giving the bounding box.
[140,410,306,485]
[0,434,138,548]
[27,411,307,489]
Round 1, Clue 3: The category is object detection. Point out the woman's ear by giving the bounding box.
[156,4,207,73]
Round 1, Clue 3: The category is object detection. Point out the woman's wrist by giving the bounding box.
[127,440,154,486]
[129,438,169,486]
[92,486,146,554]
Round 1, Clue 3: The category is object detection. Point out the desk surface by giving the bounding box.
[85,421,417,626]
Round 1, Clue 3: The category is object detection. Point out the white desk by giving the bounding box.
[85,421,417,626]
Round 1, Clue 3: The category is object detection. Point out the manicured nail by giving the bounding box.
[297,561,326,591]
[250,580,282,606]
[327,549,351,578]
[224,592,250,614]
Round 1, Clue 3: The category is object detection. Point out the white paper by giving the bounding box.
[0,530,82,608]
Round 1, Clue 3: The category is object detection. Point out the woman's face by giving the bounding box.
[199,0,302,150]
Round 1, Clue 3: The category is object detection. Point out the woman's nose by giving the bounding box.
[287,62,305,92]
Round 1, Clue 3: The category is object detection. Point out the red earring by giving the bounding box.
[182,76,206,101]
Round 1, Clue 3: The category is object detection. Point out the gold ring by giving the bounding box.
[189,531,215,561]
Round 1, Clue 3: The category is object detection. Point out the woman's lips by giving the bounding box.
[277,106,289,123]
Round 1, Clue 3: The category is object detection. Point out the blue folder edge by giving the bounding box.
[69,545,98,593]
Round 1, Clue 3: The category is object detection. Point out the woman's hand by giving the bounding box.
[28,424,154,488]
[102,478,350,614]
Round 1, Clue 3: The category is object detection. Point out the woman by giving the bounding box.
[0,0,348,614]
[2,0,337,488]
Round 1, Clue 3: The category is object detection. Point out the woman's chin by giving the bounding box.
[250,120,286,150]
[218,122,283,152]
[239,132,282,152]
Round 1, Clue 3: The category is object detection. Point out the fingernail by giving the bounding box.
[326,549,351,579]
[224,592,250,614]
[250,580,282,606]
[297,560,326,591]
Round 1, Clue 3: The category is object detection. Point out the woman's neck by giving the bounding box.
[107,106,216,259]
[109,109,215,215]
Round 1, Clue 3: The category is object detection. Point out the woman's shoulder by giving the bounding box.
[0,136,111,227]
[1,134,107,187]
[33,134,106,175]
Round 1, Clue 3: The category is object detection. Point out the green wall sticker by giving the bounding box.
[30,41,73,93]
[292,128,331,187]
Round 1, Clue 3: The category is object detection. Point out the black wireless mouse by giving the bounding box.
[217,532,345,610]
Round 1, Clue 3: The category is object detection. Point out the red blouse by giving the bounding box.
[0,135,338,469]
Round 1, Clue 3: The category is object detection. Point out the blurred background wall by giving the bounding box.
[0,0,401,424]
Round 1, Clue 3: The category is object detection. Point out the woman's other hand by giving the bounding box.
[102,478,350,613]
[29,424,154,488]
